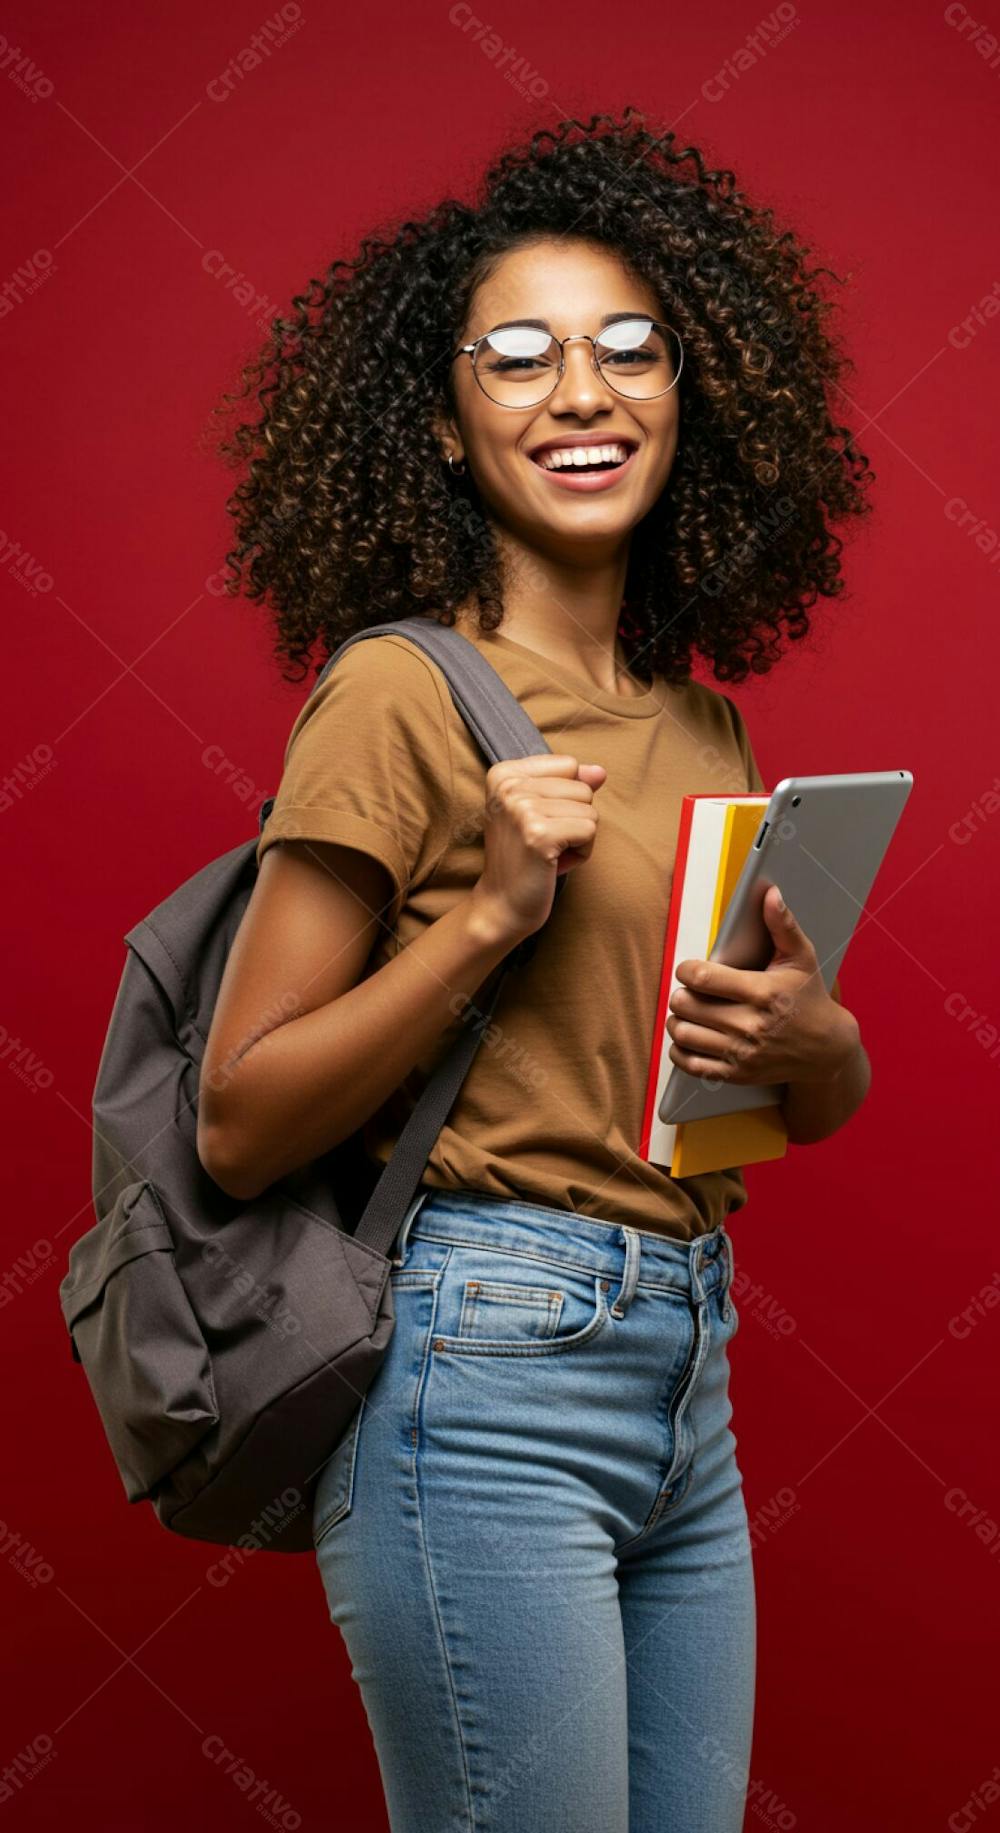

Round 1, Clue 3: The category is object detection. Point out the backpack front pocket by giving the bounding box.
[60,1180,219,1500]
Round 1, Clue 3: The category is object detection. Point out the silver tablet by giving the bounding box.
[657,769,914,1126]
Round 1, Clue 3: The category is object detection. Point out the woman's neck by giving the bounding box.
[452,551,645,697]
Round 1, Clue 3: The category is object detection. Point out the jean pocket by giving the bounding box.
[313,1397,366,1546]
[431,1250,610,1358]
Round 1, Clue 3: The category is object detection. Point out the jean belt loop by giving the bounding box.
[690,1235,709,1305]
[610,1226,641,1319]
[391,1189,429,1268]
[721,1227,735,1300]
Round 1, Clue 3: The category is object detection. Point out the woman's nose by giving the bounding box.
[547,336,616,413]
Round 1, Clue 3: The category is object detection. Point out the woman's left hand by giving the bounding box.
[665,884,860,1088]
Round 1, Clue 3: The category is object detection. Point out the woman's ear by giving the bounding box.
[430,408,460,464]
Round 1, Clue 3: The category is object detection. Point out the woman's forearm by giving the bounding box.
[201,891,520,1201]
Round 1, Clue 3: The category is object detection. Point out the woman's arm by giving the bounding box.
[197,752,604,1203]
[196,838,518,1202]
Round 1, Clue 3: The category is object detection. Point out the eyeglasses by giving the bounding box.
[451,316,683,409]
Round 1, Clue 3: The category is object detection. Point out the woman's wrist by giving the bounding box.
[781,1029,871,1145]
[464,884,532,954]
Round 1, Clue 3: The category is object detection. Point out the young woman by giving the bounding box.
[199,108,873,1833]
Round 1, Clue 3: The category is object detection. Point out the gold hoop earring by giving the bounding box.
[446,452,467,476]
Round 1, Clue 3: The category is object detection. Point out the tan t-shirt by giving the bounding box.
[256,624,839,1242]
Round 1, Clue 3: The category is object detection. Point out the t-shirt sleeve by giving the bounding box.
[255,634,455,914]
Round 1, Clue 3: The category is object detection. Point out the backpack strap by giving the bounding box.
[264,615,568,1261]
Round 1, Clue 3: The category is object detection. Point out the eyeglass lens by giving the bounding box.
[472,317,680,405]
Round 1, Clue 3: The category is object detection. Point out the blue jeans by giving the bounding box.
[313,1187,756,1833]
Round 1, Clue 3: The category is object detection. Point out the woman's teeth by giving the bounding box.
[534,443,631,471]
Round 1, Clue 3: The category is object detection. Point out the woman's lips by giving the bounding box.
[528,446,639,492]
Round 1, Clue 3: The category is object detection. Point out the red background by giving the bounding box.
[4,0,998,1826]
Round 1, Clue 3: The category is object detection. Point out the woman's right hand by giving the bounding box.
[470,753,607,945]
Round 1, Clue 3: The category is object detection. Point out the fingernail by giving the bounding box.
[775,888,785,911]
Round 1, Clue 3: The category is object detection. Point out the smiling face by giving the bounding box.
[438,237,681,559]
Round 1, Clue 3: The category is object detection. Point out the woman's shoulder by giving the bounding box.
[287,628,455,750]
[660,674,762,793]
[661,671,743,739]
[315,626,453,703]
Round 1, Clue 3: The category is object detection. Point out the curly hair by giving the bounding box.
[210,105,874,689]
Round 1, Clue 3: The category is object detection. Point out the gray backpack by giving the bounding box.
[59,615,565,1553]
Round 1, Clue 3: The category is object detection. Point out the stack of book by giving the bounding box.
[640,791,788,1178]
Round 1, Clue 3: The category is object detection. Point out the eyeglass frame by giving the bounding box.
[450,317,685,408]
